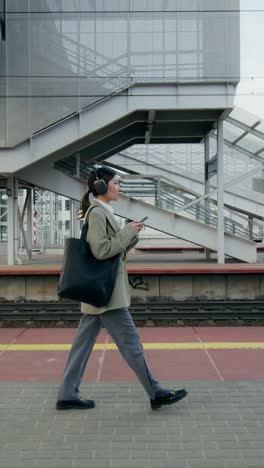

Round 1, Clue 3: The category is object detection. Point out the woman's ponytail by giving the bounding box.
[78,173,97,219]
[79,189,90,219]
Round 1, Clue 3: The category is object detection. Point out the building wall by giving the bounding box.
[1,0,240,146]
[0,0,6,146]
[203,0,240,82]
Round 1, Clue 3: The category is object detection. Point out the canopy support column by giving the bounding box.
[204,133,211,260]
[217,119,225,264]
[7,177,18,265]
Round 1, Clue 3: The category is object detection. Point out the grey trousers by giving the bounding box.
[57,308,161,401]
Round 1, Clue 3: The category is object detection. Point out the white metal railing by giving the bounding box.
[120,177,264,241]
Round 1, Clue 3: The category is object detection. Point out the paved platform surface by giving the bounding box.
[1,327,264,468]
[1,381,264,468]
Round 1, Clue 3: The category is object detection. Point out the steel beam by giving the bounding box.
[217,119,225,264]
[7,177,16,265]
[16,161,86,201]
[204,134,211,260]
[26,189,32,258]
[145,110,155,145]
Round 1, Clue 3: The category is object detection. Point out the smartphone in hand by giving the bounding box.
[139,216,148,223]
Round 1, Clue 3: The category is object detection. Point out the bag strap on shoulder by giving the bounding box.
[80,206,96,240]
[84,205,97,223]
[86,206,115,229]
[81,205,117,241]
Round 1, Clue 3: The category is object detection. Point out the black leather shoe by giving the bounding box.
[56,398,95,410]
[150,389,187,410]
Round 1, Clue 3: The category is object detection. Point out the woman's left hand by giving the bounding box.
[129,222,144,233]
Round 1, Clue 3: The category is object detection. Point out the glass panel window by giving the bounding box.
[0,208,7,222]
[255,122,264,134]
[237,134,264,155]
[0,226,7,242]
[223,121,245,144]
[229,108,259,128]
[257,150,264,158]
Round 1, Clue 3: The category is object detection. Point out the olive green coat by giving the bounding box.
[81,201,139,315]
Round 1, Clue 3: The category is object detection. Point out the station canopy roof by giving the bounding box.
[218,107,264,163]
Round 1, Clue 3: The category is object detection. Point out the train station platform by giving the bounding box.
[1,326,264,468]
[1,258,264,303]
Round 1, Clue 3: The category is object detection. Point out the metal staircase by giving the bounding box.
[113,193,256,263]
[119,176,264,242]
[108,151,264,219]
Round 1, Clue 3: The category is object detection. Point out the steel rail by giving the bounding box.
[1,301,264,322]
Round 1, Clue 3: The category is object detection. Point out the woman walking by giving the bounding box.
[56,166,187,410]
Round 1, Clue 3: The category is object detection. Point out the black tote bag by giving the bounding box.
[57,217,120,307]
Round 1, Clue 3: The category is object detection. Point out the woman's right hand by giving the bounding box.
[129,221,144,233]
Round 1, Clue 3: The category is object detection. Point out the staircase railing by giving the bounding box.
[120,176,264,242]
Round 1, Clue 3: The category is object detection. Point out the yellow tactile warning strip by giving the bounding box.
[1,342,264,351]
[2,264,264,275]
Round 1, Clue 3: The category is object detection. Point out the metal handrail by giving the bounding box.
[120,178,264,241]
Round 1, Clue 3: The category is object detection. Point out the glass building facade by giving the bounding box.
[0,0,240,146]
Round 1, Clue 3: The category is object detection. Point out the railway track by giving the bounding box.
[1,300,264,322]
